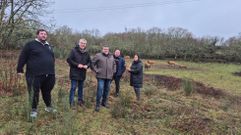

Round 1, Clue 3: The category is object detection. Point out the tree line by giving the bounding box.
[1,0,241,62]
[15,25,241,63]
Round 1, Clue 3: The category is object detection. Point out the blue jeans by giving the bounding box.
[96,78,111,107]
[69,80,84,105]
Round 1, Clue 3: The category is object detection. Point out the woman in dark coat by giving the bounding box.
[127,53,143,101]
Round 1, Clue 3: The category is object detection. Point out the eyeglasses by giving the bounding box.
[80,42,87,44]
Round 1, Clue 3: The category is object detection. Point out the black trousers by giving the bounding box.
[113,75,121,94]
[134,87,140,101]
[26,74,55,110]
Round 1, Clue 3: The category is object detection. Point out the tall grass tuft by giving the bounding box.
[111,91,131,118]
[182,78,193,96]
[56,79,70,111]
[143,84,158,97]
[57,98,77,134]
[83,74,97,108]
[84,85,96,108]
[53,47,69,59]
[0,54,26,96]
[56,79,78,134]
[25,85,35,122]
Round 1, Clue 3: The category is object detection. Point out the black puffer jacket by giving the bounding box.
[67,46,91,80]
[129,60,143,88]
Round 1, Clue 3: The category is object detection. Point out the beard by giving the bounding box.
[38,37,47,43]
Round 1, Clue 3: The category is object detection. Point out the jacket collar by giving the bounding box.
[114,55,120,59]
[35,38,49,45]
[133,60,141,64]
[75,46,87,53]
[102,52,111,57]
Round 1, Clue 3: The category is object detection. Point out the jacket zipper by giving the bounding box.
[106,57,108,78]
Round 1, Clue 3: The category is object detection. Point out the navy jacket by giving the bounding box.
[17,39,55,76]
[67,46,91,81]
[114,56,126,77]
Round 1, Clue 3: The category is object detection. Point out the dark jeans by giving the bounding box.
[69,79,84,105]
[26,74,55,111]
[96,78,111,107]
[113,75,121,95]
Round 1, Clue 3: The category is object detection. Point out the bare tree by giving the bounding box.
[0,0,52,49]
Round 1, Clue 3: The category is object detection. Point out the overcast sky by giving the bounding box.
[48,0,241,38]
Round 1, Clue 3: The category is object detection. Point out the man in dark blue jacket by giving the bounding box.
[17,29,56,118]
[113,49,126,97]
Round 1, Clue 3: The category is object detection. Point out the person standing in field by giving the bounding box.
[112,49,126,97]
[127,53,143,101]
[67,39,91,107]
[92,46,116,112]
[17,29,56,118]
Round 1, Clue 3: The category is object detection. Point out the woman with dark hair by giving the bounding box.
[127,53,143,101]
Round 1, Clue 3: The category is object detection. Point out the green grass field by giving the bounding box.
[0,58,241,134]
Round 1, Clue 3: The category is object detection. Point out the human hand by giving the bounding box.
[17,72,24,78]
[83,65,88,69]
[78,64,83,68]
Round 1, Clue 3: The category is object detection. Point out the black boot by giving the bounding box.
[134,88,140,101]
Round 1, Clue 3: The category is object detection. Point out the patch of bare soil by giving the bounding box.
[144,74,181,90]
[194,82,224,98]
[150,63,204,71]
[144,74,240,101]
[233,71,241,77]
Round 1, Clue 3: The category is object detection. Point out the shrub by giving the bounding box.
[0,56,26,96]
[143,84,157,97]
[182,78,193,96]
[111,91,131,118]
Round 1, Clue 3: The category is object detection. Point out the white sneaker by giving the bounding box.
[30,111,37,118]
[45,107,57,113]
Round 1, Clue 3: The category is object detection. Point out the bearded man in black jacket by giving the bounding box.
[17,29,56,118]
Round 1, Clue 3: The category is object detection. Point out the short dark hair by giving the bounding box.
[36,29,48,35]
[100,41,109,48]
[102,45,109,48]
[134,53,140,60]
